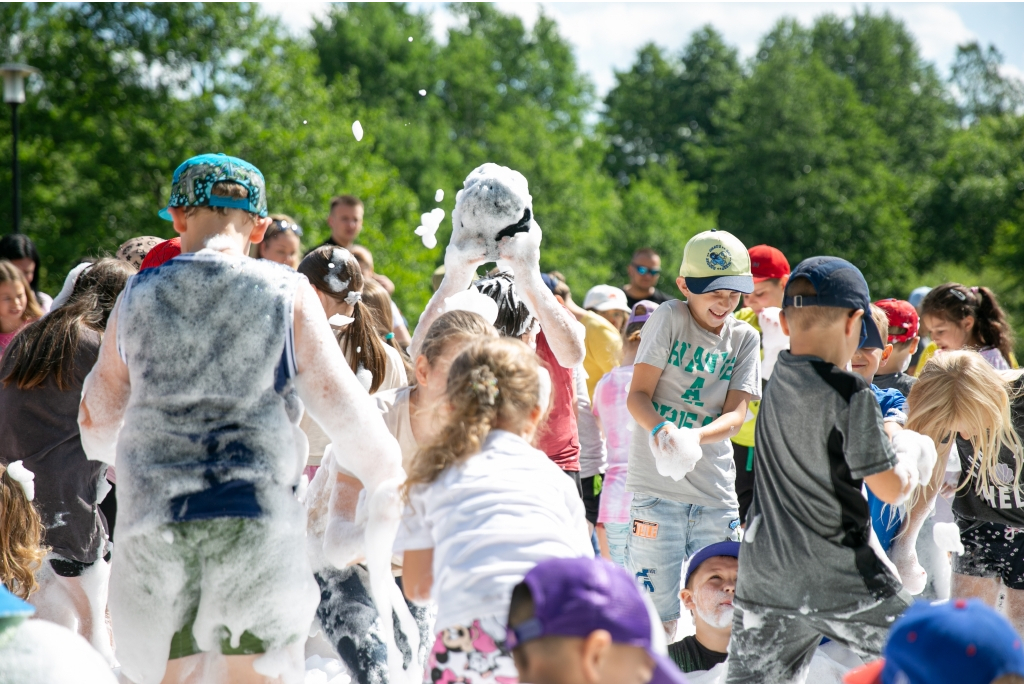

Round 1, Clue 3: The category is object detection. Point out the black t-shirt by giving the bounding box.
[872,371,917,400]
[624,287,674,310]
[668,635,728,673]
[954,376,1024,526]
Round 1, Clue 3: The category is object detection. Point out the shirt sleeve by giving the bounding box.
[873,386,908,424]
[845,388,898,480]
[634,303,676,371]
[395,491,434,551]
[728,325,763,399]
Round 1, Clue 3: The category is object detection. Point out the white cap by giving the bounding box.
[583,285,631,313]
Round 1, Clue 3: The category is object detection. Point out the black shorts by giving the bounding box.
[954,518,1024,590]
[49,550,112,578]
[581,475,602,526]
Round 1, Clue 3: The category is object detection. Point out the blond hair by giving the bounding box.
[868,304,889,349]
[906,351,1024,499]
[0,260,43,323]
[0,464,48,599]
[404,338,543,493]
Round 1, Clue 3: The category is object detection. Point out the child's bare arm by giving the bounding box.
[402,549,434,601]
[79,299,131,465]
[696,390,756,444]
[409,240,487,358]
[626,362,667,432]
[864,467,913,505]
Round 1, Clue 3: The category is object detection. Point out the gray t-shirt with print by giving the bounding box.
[626,300,761,509]
[735,351,901,613]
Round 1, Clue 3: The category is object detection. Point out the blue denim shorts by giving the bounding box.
[625,494,740,621]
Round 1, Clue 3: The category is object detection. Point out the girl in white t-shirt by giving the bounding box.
[400,337,593,684]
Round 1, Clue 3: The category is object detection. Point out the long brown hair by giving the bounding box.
[3,259,135,390]
[298,245,387,393]
[0,464,48,599]
[361,278,413,377]
[0,259,42,325]
[405,337,542,494]
[921,283,1015,363]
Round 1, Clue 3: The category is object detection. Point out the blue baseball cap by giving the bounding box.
[507,557,686,684]
[0,583,35,619]
[783,256,885,349]
[159,153,268,221]
[683,540,740,589]
[844,599,1024,684]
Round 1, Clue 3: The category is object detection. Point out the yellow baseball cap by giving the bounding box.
[679,229,754,294]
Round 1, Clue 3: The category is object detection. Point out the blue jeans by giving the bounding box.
[604,522,630,568]
[625,495,740,621]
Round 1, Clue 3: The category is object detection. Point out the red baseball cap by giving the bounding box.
[874,298,919,343]
[139,237,181,271]
[748,245,790,282]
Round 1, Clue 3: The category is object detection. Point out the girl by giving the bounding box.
[0,260,42,356]
[0,462,47,600]
[0,258,134,664]
[361,277,413,379]
[254,214,303,270]
[890,351,1024,632]
[592,300,659,567]
[920,283,1016,370]
[401,337,593,684]
[0,234,52,312]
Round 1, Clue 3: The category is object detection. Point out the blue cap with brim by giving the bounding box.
[783,256,885,350]
[685,274,755,295]
[683,540,740,588]
[158,153,268,221]
[0,583,35,619]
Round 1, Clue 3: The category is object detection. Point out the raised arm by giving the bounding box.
[79,295,132,465]
[409,243,486,358]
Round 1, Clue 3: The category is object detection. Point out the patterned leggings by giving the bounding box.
[427,617,519,684]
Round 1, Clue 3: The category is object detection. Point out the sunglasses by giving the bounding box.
[632,264,661,276]
[270,219,303,237]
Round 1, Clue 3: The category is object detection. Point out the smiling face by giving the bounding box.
[743,277,788,314]
[851,345,890,383]
[678,279,742,334]
[923,313,974,352]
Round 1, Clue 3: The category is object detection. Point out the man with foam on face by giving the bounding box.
[78,154,407,684]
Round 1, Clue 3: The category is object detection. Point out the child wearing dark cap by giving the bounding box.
[506,556,685,684]
[670,540,738,673]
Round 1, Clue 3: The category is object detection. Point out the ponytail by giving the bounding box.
[341,299,388,394]
[0,464,48,599]
[921,283,1015,363]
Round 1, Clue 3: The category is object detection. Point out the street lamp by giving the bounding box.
[1,63,39,234]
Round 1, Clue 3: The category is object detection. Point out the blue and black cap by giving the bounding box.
[783,256,885,349]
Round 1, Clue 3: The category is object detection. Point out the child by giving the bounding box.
[138,236,182,271]
[920,283,1016,370]
[0,260,42,356]
[399,337,593,684]
[361,277,413,379]
[0,259,134,663]
[843,599,1024,684]
[506,556,685,684]
[592,300,659,567]
[625,229,762,634]
[670,541,738,674]
[0,234,52,312]
[78,153,407,683]
[731,244,791,524]
[115,236,163,271]
[0,462,47,600]
[728,256,936,683]
[579,284,631,399]
[254,214,303,269]
[872,299,919,398]
[890,351,1024,632]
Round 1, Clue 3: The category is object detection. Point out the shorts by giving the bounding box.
[109,513,319,683]
[427,617,518,684]
[954,518,1024,590]
[49,550,111,578]
[581,475,602,525]
[732,442,755,525]
[625,495,740,621]
[564,469,583,498]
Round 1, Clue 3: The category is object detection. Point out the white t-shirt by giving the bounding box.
[626,300,761,509]
[398,429,593,631]
[373,386,419,471]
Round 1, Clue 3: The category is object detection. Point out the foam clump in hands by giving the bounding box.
[757,307,789,380]
[449,163,537,264]
[891,430,938,500]
[444,288,499,325]
[649,424,702,481]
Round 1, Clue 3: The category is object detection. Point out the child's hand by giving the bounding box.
[649,424,702,481]
[496,220,542,276]
[892,430,938,490]
[757,307,789,380]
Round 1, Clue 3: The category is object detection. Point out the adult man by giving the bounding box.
[324,195,363,248]
[623,248,673,308]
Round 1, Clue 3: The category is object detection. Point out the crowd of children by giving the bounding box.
[1,152,1024,685]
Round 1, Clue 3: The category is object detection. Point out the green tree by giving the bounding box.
[951,42,1024,123]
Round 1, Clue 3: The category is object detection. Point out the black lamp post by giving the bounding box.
[1,63,39,234]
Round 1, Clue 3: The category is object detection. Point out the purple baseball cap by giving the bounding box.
[628,299,660,327]
[507,557,687,684]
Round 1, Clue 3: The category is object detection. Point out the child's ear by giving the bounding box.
[414,354,431,387]
[249,216,273,244]
[779,310,790,337]
[882,344,893,363]
[168,206,188,236]
[910,337,920,355]
[676,277,689,298]
[581,629,613,683]
[680,587,696,612]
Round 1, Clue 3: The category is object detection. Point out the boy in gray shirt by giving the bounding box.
[727,257,937,683]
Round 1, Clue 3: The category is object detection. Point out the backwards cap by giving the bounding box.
[159,153,267,221]
[748,244,791,282]
[679,229,754,295]
[507,557,686,684]
[783,256,884,349]
[874,299,919,344]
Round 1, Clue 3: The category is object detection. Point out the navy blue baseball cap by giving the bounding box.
[159,153,268,221]
[507,557,686,684]
[783,256,885,349]
[683,540,740,589]
[844,599,1024,684]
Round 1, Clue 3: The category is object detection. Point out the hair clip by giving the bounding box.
[469,366,500,405]
[345,291,362,306]
[951,288,967,301]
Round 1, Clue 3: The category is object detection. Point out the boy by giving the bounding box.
[625,229,762,636]
[872,298,919,398]
[669,541,738,673]
[78,154,406,683]
[727,257,936,683]
[731,244,791,524]
[506,557,685,684]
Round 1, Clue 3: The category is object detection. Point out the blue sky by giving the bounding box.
[265,2,1024,96]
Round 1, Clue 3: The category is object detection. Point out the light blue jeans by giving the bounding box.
[625,494,740,621]
[604,522,630,568]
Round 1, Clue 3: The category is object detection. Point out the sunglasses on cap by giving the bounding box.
[632,264,661,276]
[270,219,303,237]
